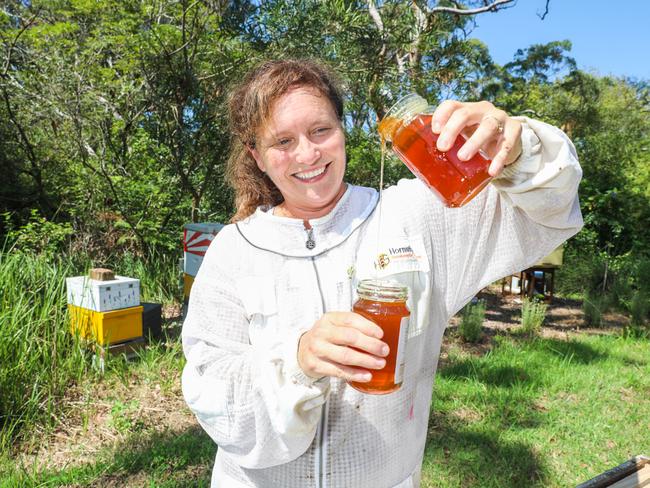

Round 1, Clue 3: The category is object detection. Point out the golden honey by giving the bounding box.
[349,279,410,395]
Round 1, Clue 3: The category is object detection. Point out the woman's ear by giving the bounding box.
[247,145,265,173]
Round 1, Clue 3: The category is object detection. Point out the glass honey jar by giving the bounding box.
[349,279,410,395]
[378,93,492,207]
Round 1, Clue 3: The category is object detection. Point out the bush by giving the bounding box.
[458,299,486,343]
[520,298,548,335]
[2,209,73,256]
[583,293,606,328]
[630,291,649,327]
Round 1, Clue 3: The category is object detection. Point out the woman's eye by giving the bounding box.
[314,127,330,135]
[276,138,292,147]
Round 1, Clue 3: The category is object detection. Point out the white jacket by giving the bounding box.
[182,117,583,488]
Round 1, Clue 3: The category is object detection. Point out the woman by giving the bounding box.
[182,59,582,487]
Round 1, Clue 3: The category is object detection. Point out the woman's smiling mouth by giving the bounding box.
[293,163,329,182]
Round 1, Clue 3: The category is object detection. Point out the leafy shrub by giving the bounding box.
[2,210,73,256]
[630,291,649,327]
[520,298,548,335]
[583,293,606,328]
[632,257,650,294]
[458,299,486,343]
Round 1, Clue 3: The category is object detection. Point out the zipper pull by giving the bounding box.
[303,220,315,250]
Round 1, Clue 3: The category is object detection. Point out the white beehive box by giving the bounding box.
[183,222,224,277]
[66,275,140,312]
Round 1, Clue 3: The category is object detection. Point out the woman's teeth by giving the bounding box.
[295,166,326,180]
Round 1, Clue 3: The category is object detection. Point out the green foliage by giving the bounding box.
[0,249,88,451]
[109,399,141,434]
[2,210,73,256]
[630,292,649,328]
[0,246,180,450]
[458,299,485,343]
[2,1,648,274]
[582,293,605,328]
[520,298,547,336]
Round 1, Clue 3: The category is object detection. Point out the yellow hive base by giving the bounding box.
[183,273,195,301]
[69,304,143,345]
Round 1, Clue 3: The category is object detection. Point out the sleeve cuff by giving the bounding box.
[284,328,329,388]
[493,117,541,181]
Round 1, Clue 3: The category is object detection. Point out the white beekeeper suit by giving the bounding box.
[182,118,583,488]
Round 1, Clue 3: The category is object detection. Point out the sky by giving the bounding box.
[469,1,650,81]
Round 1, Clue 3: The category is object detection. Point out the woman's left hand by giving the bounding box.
[431,100,522,177]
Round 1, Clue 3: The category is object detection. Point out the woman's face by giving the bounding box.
[250,86,347,219]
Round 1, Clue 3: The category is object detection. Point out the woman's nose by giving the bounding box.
[294,137,320,165]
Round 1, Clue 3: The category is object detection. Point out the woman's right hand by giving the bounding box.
[297,312,390,382]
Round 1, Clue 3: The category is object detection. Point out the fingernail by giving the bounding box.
[381,345,389,356]
[432,121,441,133]
[457,149,468,161]
[355,372,372,382]
[437,137,449,151]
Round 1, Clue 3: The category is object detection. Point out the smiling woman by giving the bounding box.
[225,59,347,222]
[181,58,584,488]
[248,87,348,220]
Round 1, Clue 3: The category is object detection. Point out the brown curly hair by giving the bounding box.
[225,59,345,222]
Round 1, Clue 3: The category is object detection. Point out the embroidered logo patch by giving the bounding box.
[375,253,390,270]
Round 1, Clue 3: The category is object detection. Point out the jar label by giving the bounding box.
[394,316,409,384]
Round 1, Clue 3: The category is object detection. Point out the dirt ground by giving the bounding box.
[477,285,628,333]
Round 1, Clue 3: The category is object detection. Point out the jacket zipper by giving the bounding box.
[311,257,328,488]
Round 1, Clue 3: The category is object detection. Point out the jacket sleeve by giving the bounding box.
[181,233,330,469]
[396,116,583,318]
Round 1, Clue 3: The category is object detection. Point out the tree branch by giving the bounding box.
[1,8,41,77]
[367,0,383,33]
[538,0,551,20]
[426,0,515,16]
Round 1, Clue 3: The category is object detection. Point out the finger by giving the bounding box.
[436,102,493,152]
[319,342,386,370]
[431,100,463,134]
[324,325,389,358]
[318,360,375,383]
[456,112,507,162]
[488,119,521,177]
[326,311,384,339]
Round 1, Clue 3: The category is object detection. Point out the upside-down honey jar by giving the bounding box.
[378,93,493,207]
[349,279,410,395]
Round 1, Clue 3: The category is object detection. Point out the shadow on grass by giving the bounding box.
[440,363,532,388]
[29,425,215,487]
[423,410,549,487]
[484,308,520,326]
[535,337,608,364]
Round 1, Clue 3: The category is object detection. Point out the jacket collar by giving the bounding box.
[235,184,378,257]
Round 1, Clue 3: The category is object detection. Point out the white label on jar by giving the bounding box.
[394,316,410,385]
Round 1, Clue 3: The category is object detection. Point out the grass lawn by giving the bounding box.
[422,333,650,487]
[2,329,648,487]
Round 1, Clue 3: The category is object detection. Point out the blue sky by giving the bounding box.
[469,1,650,80]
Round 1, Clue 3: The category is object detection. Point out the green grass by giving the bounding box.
[1,427,215,488]
[0,336,217,487]
[458,299,486,343]
[2,332,648,487]
[0,247,181,454]
[2,247,648,487]
[0,250,88,452]
[422,334,650,488]
[520,297,548,335]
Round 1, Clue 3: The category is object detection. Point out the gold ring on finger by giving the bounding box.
[482,114,504,134]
